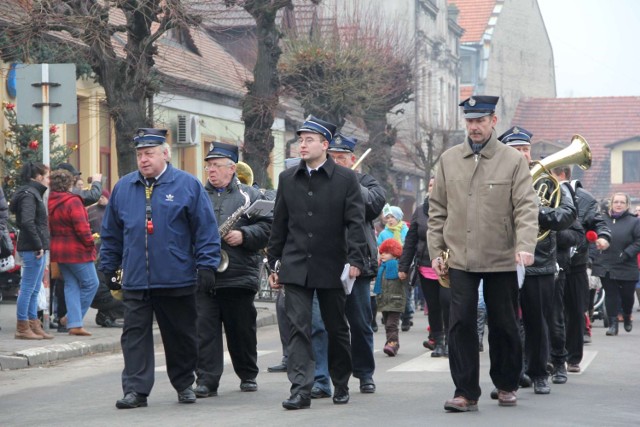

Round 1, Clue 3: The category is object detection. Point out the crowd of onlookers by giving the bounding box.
[2,161,123,339]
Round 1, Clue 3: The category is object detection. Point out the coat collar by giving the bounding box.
[128,163,175,186]
[462,132,500,159]
[294,154,336,178]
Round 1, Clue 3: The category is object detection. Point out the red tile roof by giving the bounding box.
[448,0,497,43]
[511,96,640,199]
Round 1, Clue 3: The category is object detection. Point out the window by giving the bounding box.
[460,53,475,85]
[623,151,640,182]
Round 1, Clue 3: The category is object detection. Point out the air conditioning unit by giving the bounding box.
[176,114,200,145]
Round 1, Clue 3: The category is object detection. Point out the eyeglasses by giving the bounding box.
[204,163,231,171]
[298,137,322,145]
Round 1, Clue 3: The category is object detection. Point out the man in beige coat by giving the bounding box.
[428,95,538,412]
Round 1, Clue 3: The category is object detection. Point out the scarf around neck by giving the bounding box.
[373,259,399,295]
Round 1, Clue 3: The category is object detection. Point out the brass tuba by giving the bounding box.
[530,134,591,240]
[236,161,254,186]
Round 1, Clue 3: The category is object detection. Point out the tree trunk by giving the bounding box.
[364,113,397,203]
[241,6,284,188]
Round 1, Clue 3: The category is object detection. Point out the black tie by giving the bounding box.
[146,177,156,187]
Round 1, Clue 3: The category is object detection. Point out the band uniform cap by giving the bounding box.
[204,141,239,163]
[133,128,168,148]
[498,126,533,146]
[296,115,337,142]
[459,96,500,119]
[56,162,81,176]
[328,133,357,153]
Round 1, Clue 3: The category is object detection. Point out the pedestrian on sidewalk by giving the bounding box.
[10,162,53,340]
[48,169,100,337]
[0,185,14,332]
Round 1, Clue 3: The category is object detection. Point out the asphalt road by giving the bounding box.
[0,311,636,427]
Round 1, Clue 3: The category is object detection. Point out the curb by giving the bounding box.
[0,308,277,371]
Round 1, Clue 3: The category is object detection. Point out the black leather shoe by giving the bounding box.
[194,384,218,398]
[310,387,332,399]
[533,377,550,394]
[359,378,376,394]
[282,394,311,410]
[332,386,350,404]
[240,379,258,392]
[177,387,196,403]
[267,363,287,373]
[116,392,148,409]
[490,388,499,400]
[519,373,532,388]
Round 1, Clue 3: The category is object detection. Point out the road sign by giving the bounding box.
[15,63,77,125]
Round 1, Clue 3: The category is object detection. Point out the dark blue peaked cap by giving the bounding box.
[459,96,499,119]
[205,141,239,163]
[328,133,357,153]
[296,115,337,142]
[498,126,533,146]
[133,128,168,148]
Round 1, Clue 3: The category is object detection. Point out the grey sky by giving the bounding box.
[537,0,640,98]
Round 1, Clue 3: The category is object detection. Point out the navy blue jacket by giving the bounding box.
[99,163,221,290]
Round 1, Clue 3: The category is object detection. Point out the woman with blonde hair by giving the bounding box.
[592,192,640,335]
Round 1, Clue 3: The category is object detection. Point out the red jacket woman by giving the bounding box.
[48,169,99,336]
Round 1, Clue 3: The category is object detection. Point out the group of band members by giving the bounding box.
[97,100,625,412]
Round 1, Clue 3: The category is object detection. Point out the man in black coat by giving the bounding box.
[321,133,386,394]
[195,142,273,398]
[501,127,577,395]
[267,116,367,410]
[551,166,610,377]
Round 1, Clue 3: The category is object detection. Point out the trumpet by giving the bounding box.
[437,249,450,288]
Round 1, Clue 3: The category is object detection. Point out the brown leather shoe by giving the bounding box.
[444,396,478,412]
[69,327,92,336]
[497,390,517,406]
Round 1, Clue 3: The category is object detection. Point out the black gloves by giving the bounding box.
[198,269,216,293]
[104,271,121,291]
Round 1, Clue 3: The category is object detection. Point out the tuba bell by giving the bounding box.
[530,134,591,240]
[236,161,254,186]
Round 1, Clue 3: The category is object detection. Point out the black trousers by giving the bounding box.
[551,269,588,365]
[602,276,637,318]
[284,284,351,398]
[196,287,258,388]
[419,275,451,340]
[520,274,555,378]
[121,290,197,396]
[448,269,521,401]
[275,289,289,363]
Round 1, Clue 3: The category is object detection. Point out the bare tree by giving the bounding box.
[279,8,412,197]
[223,0,319,187]
[2,0,202,176]
[395,121,462,184]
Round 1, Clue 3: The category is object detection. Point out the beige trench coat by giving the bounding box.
[427,133,538,272]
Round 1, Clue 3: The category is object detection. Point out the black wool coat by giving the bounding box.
[592,211,640,281]
[267,155,367,289]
